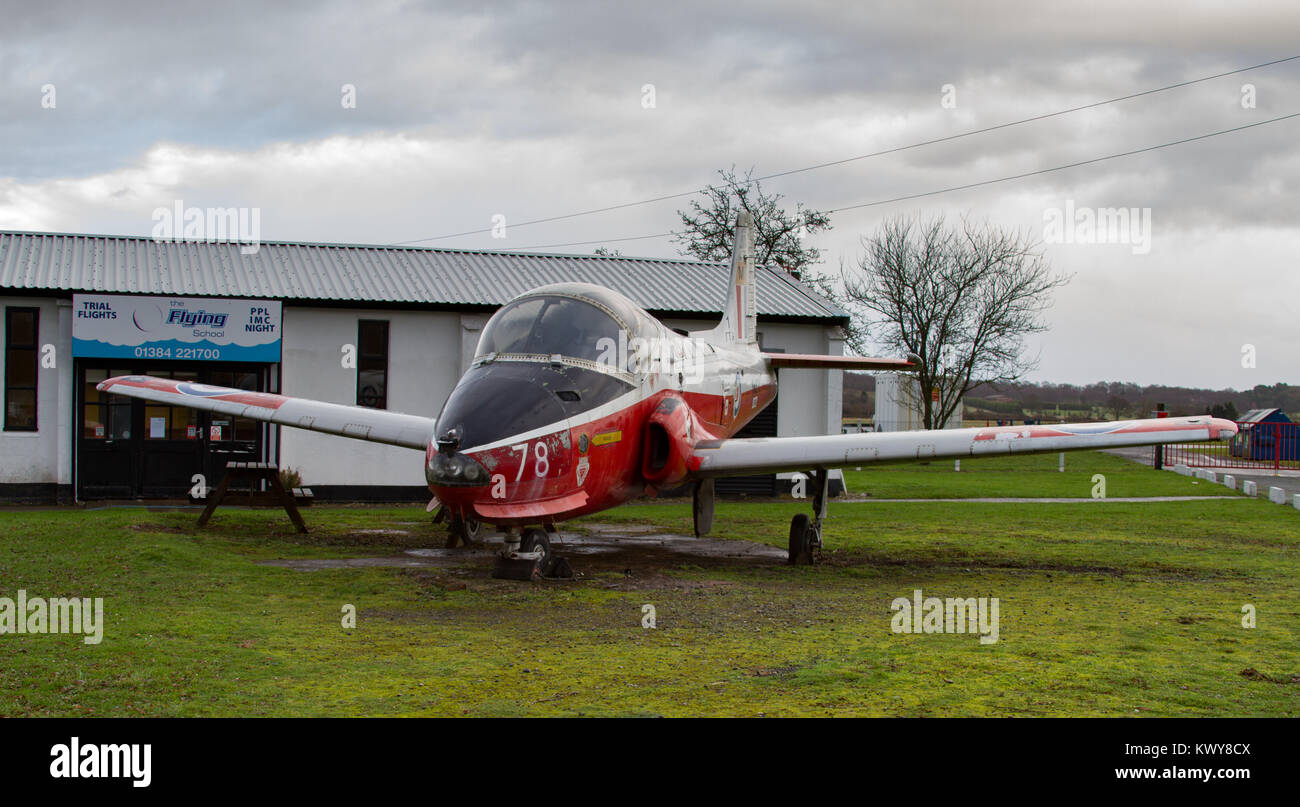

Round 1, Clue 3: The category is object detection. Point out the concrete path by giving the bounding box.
[839,496,1242,503]
[1105,446,1300,478]
[1225,474,1300,501]
[1104,447,1300,502]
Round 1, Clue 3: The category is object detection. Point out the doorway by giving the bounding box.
[77,362,270,498]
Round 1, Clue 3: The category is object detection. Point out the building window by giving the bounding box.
[82,367,132,440]
[356,320,389,409]
[4,307,39,431]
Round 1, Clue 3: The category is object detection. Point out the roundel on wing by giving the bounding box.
[177,382,237,397]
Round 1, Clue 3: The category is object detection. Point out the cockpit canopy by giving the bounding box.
[438,285,656,452]
[475,283,658,364]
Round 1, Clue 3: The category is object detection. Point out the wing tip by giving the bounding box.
[1208,417,1239,439]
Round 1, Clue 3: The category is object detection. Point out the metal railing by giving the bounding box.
[1161,420,1300,471]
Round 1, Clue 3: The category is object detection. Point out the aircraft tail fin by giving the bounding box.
[709,211,757,344]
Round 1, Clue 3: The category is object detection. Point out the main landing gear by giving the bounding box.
[491,525,573,581]
[693,478,715,537]
[788,468,829,566]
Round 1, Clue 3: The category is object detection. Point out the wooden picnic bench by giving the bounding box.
[197,461,311,533]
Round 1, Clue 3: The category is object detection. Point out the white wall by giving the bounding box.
[278,306,461,487]
[661,316,843,438]
[875,374,964,431]
[0,297,72,486]
[760,322,842,438]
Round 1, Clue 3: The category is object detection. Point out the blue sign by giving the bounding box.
[72,294,281,362]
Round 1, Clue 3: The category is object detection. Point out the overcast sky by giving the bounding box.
[2,0,1297,390]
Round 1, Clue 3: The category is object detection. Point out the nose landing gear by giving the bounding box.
[445,516,483,548]
[491,525,572,580]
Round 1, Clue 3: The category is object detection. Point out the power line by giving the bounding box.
[506,232,675,252]
[760,53,1300,183]
[500,110,1300,253]
[826,111,1300,213]
[392,53,1300,246]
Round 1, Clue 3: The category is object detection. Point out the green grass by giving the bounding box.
[1,452,1296,717]
[841,450,1235,498]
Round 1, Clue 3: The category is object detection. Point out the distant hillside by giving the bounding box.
[841,373,1297,423]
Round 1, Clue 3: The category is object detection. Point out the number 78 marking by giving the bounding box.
[510,441,551,481]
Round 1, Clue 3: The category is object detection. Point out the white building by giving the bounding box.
[1,231,850,503]
[874,373,964,432]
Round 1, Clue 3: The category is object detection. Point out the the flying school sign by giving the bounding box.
[72,294,281,362]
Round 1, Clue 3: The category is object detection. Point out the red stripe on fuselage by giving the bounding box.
[735,285,743,338]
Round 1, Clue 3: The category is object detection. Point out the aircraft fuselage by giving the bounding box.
[426,282,774,527]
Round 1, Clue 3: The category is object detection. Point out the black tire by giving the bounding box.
[520,528,553,577]
[693,478,715,537]
[445,517,483,548]
[788,513,812,566]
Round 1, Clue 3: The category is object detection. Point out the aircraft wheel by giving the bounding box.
[519,527,553,577]
[788,513,814,566]
[446,517,483,548]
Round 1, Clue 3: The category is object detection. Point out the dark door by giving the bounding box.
[79,365,138,498]
[77,363,266,499]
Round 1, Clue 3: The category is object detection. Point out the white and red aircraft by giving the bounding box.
[99,213,1238,577]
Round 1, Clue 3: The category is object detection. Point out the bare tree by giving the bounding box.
[844,214,1070,430]
[673,166,831,279]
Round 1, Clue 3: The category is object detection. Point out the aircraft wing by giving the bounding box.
[689,416,1238,477]
[763,353,916,371]
[97,375,436,450]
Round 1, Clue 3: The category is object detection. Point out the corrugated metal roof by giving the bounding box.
[0,230,846,322]
[1240,408,1286,424]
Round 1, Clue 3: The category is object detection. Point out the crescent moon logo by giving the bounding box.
[132,303,163,332]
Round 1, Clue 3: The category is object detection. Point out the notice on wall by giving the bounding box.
[149,417,167,439]
[72,294,281,362]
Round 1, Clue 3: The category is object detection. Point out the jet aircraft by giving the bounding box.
[99,213,1238,577]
